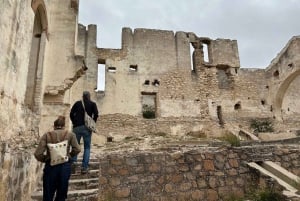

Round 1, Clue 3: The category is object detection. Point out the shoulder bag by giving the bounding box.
[82,100,97,133]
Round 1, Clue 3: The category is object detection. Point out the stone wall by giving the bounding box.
[97,145,300,201]
[0,143,41,201]
[98,114,221,138]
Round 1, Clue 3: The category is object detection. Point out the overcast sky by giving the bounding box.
[78,0,300,69]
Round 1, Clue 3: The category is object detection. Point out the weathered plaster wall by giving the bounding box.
[265,37,300,121]
[94,27,300,137]
[282,75,300,121]
[97,145,300,201]
[0,0,37,141]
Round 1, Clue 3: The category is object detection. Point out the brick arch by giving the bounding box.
[273,69,300,121]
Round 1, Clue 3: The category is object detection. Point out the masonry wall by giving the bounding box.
[98,114,221,138]
[265,37,300,121]
[216,68,272,126]
[0,143,41,201]
[97,145,300,201]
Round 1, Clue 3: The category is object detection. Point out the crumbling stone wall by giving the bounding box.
[98,114,220,138]
[94,27,300,137]
[0,0,88,144]
[265,36,300,121]
[97,145,300,201]
[0,143,41,201]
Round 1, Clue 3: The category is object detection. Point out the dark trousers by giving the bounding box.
[43,162,71,201]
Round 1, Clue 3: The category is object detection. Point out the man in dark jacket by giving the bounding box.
[70,91,99,174]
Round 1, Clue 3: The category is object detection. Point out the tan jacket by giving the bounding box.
[34,129,81,163]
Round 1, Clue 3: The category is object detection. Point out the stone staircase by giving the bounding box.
[247,161,300,200]
[31,157,99,201]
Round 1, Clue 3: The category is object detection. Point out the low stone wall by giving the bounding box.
[98,114,219,138]
[97,144,300,201]
[0,143,41,201]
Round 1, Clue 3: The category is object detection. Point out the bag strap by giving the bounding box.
[62,130,68,141]
[47,132,55,143]
[47,131,68,143]
[81,100,86,112]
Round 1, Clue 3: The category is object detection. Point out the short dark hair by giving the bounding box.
[54,116,65,129]
[82,91,90,101]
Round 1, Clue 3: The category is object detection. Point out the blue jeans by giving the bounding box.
[72,125,91,170]
[43,162,71,201]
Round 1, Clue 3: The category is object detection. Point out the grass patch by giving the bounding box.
[218,131,240,147]
[247,189,285,201]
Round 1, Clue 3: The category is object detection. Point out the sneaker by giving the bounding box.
[71,163,76,174]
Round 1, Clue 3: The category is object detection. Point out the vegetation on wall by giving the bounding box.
[250,119,274,133]
[142,104,155,119]
[225,188,286,201]
[218,131,240,147]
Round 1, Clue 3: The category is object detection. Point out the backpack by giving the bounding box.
[47,131,69,166]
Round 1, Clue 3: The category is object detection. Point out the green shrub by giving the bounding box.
[250,119,274,133]
[249,189,285,201]
[142,110,155,119]
[218,131,240,147]
[142,104,156,119]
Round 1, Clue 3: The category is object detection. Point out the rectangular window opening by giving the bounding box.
[190,43,195,71]
[203,43,209,63]
[95,64,105,92]
[129,65,138,71]
[141,92,156,119]
[107,66,116,73]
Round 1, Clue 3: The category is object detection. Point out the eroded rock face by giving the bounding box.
[0,143,41,201]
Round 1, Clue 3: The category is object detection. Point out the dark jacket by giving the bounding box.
[70,100,99,128]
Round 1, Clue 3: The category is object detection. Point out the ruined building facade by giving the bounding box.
[1,0,300,143]
[0,0,300,200]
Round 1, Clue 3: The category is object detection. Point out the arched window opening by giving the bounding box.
[234,102,241,110]
[273,70,279,77]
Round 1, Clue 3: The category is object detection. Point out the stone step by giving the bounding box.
[71,169,99,179]
[31,188,98,201]
[69,178,99,190]
[32,157,100,200]
[73,161,99,169]
[260,161,300,189]
[247,162,300,199]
